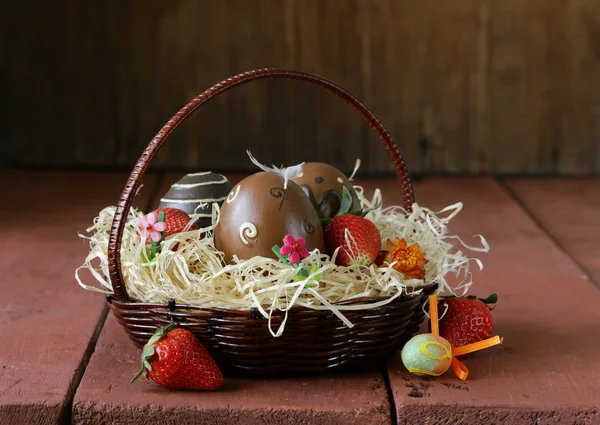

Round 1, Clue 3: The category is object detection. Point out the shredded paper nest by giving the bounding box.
[76,186,488,336]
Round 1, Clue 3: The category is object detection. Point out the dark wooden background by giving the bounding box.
[2,1,599,175]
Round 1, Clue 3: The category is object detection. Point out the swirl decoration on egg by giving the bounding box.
[269,187,286,210]
[303,216,315,235]
[227,185,241,204]
[239,222,258,245]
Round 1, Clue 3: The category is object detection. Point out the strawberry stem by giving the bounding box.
[271,245,291,265]
[157,211,166,240]
[443,293,498,304]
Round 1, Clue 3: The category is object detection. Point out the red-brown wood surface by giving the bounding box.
[506,178,600,286]
[73,315,391,425]
[0,171,158,425]
[382,178,600,424]
[6,172,599,423]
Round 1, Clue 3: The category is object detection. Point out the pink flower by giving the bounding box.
[279,234,310,264]
[139,212,167,243]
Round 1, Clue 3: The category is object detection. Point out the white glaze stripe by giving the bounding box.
[226,185,241,203]
[160,196,227,203]
[172,176,229,188]
[186,171,213,177]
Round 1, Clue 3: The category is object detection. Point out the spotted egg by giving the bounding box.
[214,172,325,263]
[291,162,361,219]
[401,334,453,377]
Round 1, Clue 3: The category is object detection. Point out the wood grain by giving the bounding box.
[0,170,158,424]
[559,0,600,174]
[506,177,600,286]
[2,1,600,174]
[73,314,391,425]
[380,177,600,423]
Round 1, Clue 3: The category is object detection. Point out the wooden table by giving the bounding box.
[1,171,599,425]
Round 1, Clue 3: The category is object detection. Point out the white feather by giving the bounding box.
[246,150,304,189]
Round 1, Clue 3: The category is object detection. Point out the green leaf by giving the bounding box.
[157,211,166,241]
[130,368,146,383]
[337,187,354,216]
[272,245,290,264]
[480,293,498,304]
[131,324,175,384]
[348,202,382,218]
[141,247,151,263]
[141,344,154,358]
[308,265,321,282]
[150,242,160,260]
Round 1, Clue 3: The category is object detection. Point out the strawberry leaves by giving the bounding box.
[338,186,354,216]
[464,293,498,309]
[321,187,381,225]
[478,293,498,305]
[131,323,176,383]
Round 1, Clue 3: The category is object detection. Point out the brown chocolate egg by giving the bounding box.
[214,172,325,263]
[159,171,233,228]
[292,163,360,219]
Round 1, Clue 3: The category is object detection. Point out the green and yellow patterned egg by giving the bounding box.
[401,334,452,377]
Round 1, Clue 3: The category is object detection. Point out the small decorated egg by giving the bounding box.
[214,172,325,263]
[159,172,233,229]
[401,333,452,377]
[291,162,361,219]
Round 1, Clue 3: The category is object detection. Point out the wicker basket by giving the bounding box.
[106,68,437,376]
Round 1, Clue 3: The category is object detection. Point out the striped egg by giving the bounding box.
[159,172,233,229]
[401,334,452,377]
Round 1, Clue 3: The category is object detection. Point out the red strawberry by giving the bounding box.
[153,207,198,237]
[324,215,382,266]
[437,294,497,347]
[131,324,224,390]
[141,208,198,244]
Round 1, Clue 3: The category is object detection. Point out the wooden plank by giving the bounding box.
[558,0,600,174]
[488,0,533,174]
[378,177,600,423]
[506,177,600,286]
[73,315,390,425]
[361,0,485,174]
[4,1,600,175]
[0,170,158,425]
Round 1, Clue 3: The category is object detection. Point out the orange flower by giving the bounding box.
[376,238,428,280]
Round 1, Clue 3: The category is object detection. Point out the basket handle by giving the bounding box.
[108,68,414,301]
